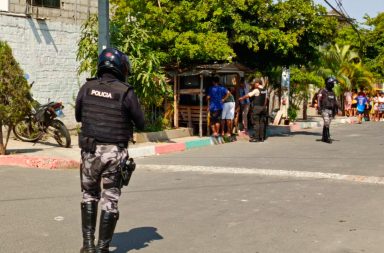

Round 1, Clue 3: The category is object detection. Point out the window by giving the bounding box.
[29,0,60,9]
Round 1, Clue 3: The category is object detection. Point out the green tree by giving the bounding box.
[335,12,384,80]
[228,0,337,71]
[109,0,235,67]
[318,44,372,94]
[77,0,339,129]
[77,15,170,109]
[290,67,323,120]
[0,41,32,155]
[317,43,374,115]
[80,0,337,71]
[364,13,384,79]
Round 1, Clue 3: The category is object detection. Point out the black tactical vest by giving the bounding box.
[321,89,336,110]
[80,78,132,144]
[251,87,267,107]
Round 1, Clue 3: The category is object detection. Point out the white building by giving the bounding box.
[0,0,98,128]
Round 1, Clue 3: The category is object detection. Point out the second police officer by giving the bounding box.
[317,77,338,144]
[239,78,268,142]
[75,48,145,253]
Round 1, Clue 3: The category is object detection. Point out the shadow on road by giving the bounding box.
[267,131,322,138]
[6,148,44,154]
[111,226,163,253]
[315,138,340,142]
[290,131,322,136]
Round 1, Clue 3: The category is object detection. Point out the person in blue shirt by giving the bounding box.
[207,76,230,137]
[355,88,368,124]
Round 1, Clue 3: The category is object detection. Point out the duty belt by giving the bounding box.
[96,141,128,149]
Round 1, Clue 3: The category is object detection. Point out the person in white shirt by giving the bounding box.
[239,78,268,142]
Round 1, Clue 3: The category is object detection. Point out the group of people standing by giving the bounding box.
[206,76,268,143]
[344,89,384,123]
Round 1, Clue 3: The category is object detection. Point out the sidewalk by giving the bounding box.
[0,117,359,170]
[0,135,212,170]
[289,115,363,131]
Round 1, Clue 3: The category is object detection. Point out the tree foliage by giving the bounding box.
[109,0,236,67]
[318,44,374,95]
[289,67,323,119]
[335,12,384,80]
[0,41,32,155]
[229,0,337,70]
[364,13,384,79]
[76,0,340,125]
[78,0,338,74]
[77,14,170,109]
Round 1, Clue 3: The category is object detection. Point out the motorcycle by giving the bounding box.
[13,82,71,148]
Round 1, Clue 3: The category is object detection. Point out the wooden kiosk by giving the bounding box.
[173,63,250,137]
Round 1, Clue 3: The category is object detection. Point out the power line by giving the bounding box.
[335,0,352,21]
[322,0,363,54]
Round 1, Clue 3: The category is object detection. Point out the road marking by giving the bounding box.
[54,216,64,221]
[140,164,384,185]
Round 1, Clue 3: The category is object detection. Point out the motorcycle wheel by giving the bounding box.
[13,117,44,142]
[51,119,71,148]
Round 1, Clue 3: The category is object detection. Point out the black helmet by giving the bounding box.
[97,48,131,82]
[325,76,337,90]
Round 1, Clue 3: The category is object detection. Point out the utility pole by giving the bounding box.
[98,0,110,55]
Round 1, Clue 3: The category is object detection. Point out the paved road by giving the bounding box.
[139,122,384,177]
[1,122,383,253]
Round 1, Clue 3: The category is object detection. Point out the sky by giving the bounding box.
[313,0,383,23]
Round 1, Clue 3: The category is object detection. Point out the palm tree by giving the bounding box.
[318,44,361,93]
[341,62,374,92]
[318,44,374,115]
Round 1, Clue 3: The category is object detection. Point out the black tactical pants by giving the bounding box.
[251,106,267,141]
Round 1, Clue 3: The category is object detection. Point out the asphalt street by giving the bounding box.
[0,122,383,253]
[140,122,384,177]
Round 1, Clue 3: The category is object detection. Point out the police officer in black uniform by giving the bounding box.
[239,78,268,142]
[75,48,144,253]
[317,77,338,144]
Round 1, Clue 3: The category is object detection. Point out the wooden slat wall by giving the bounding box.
[178,105,208,127]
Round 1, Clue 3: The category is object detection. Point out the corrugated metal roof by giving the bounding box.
[177,63,252,77]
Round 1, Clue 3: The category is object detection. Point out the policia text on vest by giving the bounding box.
[75,65,145,252]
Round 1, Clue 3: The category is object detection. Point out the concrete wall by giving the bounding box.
[0,1,98,128]
[7,0,97,24]
[0,14,87,128]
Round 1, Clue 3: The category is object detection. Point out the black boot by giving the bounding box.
[96,211,119,253]
[80,202,98,253]
[326,127,332,144]
[321,126,326,142]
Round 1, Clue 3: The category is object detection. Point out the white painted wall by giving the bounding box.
[0,0,9,12]
[0,14,86,128]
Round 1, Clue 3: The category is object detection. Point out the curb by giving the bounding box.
[0,138,216,169]
[0,155,79,170]
[2,126,295,170]
[291,121,322,130]
[129,138,215,157]
[289,117,361,131]
[155,142,186,155]
[1,120,355,169]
